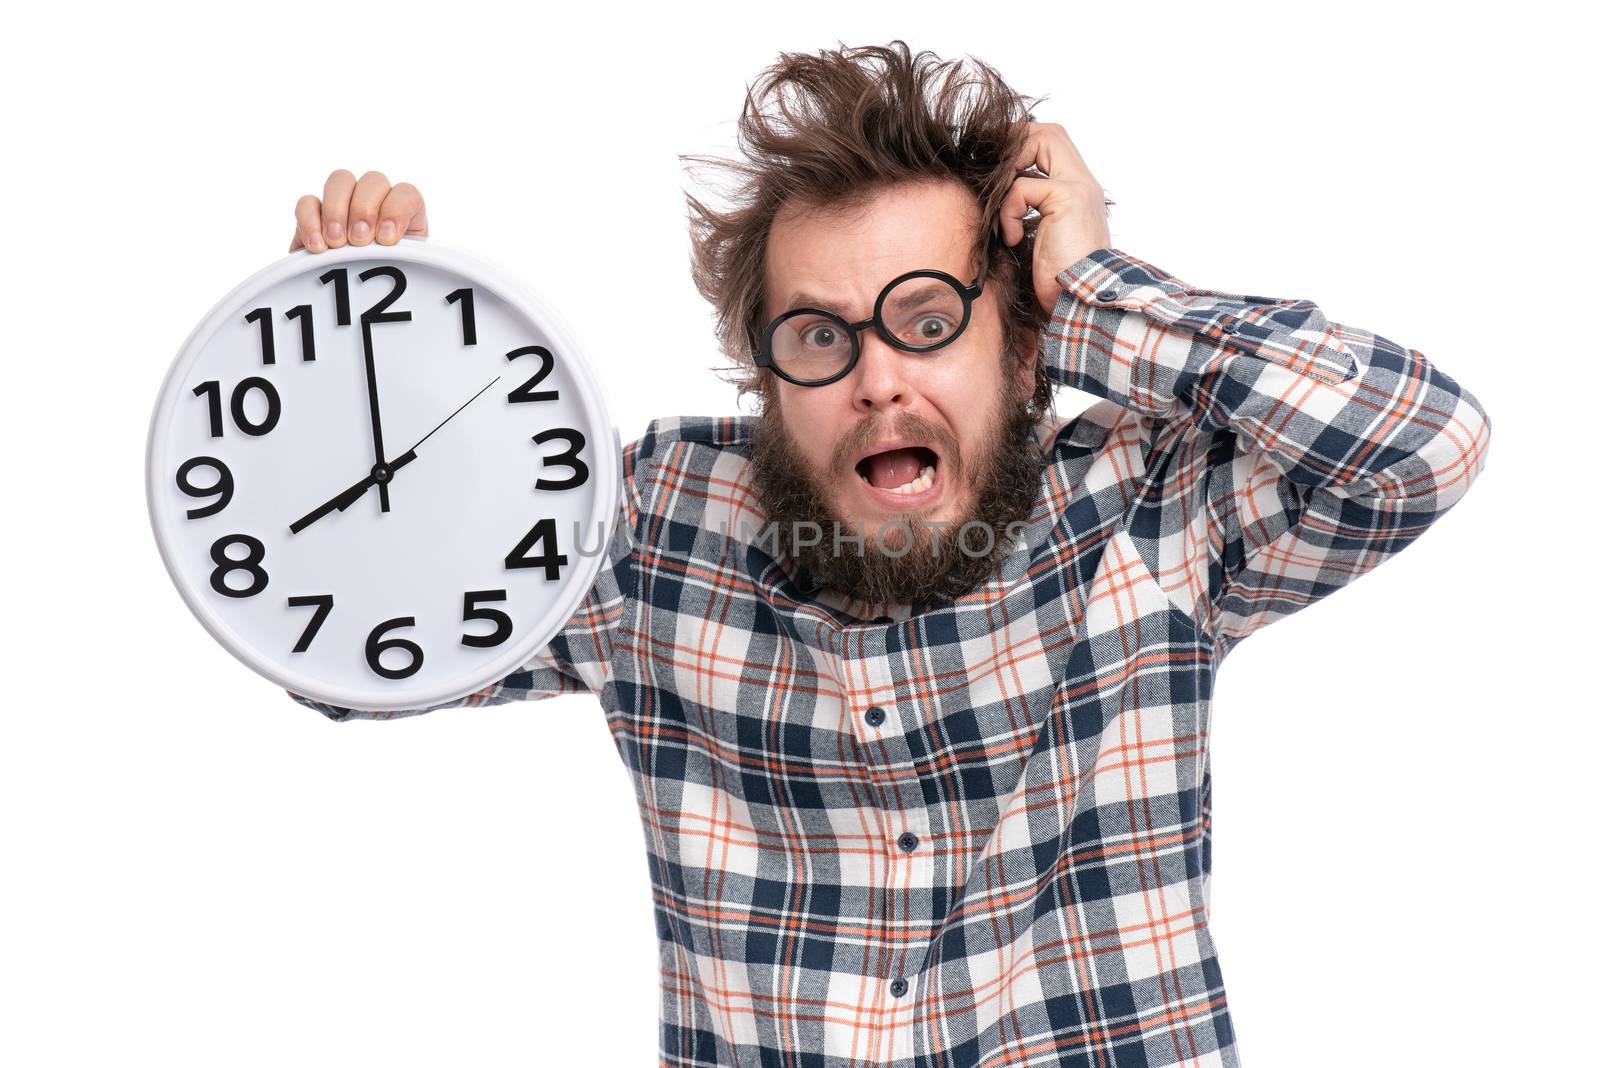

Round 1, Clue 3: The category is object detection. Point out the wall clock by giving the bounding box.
[146,237,621,713]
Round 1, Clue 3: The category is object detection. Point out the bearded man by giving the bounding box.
[288,41,1491,1068]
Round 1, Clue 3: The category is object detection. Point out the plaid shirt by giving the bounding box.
[293,248,1492,1067]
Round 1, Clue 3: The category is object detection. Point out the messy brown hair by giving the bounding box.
[682,40,1067,417]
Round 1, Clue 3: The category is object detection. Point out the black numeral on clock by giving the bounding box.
[358,266,411,323]
[287,594,334,653]
[506,345,559,403]
[285,304,317,361]
[505,518,568,579]
[249,305,317,363]
[209,534,268,598]
[176,456,233,518]
[461,589,512,648]
[531,427,589,490]
[366,616,424,679]
[319,267,351,326]
[244,307,276,364]
[446,287,477,346]
[193,377,281,437]
[317,266,414,328]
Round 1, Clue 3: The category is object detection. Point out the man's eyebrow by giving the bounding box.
[782,269,970,318]
[783,292,854,317]
[884,282,951,314]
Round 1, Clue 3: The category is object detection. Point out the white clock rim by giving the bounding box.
[145,237,623,713]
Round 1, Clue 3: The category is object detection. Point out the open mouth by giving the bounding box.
[854,445,942,502]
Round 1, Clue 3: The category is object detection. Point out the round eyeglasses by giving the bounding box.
[755,243,992,387]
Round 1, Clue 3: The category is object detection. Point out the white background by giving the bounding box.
[3,2,1592,1064]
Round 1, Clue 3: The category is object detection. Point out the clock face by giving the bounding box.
[146,240,620,712]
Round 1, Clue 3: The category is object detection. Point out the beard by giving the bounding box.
[747,364,1046,612]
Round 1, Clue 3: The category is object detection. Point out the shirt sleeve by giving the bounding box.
[287,433,647,722]
[1039,247,1493,659]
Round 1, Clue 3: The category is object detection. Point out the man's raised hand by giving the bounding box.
[997,123,1112,316]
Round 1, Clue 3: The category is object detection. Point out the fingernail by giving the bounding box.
[308,231,326,252]
[378,220,396,241]
[352,220,371,241]
[327,221,343,242]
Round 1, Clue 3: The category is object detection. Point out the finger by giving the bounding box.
[998,175,1052,246]
[375,181,427,245]
[346,170,391,246]
[292,194,326,253]
[319,169,357,247]
[1010,124,1056,176]
[1014,122,1093,184]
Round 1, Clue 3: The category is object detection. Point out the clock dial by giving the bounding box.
[147,241,620,712]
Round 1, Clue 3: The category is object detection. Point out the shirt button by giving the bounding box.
[890,977,909,997]
[897,832,918,853]
[1095,287,1119,303]
[1220,318,1240,334]
[865,706,886,728]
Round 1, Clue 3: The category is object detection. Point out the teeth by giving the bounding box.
[882,464,935,495]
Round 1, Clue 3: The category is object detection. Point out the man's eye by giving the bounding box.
[802,325,841,348]
[912,315,956,341]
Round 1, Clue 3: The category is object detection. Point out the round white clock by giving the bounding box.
[146,237,621,713]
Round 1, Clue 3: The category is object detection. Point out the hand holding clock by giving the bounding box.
[289,169,428,253]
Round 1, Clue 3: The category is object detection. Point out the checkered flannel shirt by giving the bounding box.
[292,248,1493,1067]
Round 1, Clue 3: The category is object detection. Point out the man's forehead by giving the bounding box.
[765,186,981,313]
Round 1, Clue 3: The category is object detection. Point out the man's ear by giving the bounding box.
[1011,328,1038,394]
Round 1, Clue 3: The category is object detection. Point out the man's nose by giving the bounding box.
[849,329,911,413]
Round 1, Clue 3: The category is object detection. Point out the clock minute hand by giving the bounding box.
[359,317,391,513]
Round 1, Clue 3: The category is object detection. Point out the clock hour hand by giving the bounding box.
[287,451,416,536]
[288,478,362,535]
[288,376,500,536]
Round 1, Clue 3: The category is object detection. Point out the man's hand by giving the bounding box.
[997,123,1111,316]
[289,169,429,253]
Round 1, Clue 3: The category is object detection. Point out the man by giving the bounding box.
[287,42,1492,1068]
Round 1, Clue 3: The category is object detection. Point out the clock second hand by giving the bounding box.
[289,375,502,536]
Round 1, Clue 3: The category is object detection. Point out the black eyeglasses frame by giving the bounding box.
[754,240,995,388]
